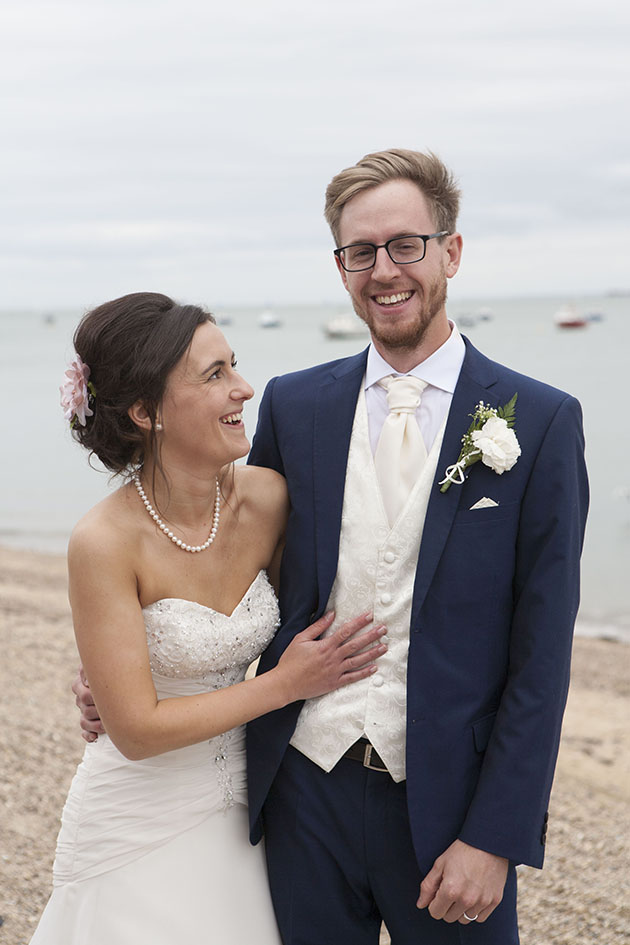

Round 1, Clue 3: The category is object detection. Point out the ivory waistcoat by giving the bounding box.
[290,387,445,781]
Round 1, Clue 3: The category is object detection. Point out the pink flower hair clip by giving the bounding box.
[60,354,96,428]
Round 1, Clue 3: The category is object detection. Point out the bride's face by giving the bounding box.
[159,322,254,470]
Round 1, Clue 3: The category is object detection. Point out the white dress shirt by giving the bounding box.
[364,321,466,454]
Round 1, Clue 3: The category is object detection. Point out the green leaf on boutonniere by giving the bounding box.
[497,392,517,428]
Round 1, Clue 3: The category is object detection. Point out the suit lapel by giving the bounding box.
[411,339,500,623]
[312,350,368,613]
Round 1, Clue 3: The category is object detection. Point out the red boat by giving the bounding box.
[553,304,587,328]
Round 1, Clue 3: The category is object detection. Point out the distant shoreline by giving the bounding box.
[573,620,630,645]
[1,290,629,315]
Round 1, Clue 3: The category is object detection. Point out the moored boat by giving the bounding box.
[258,309,282,328]
[322,315,368,339]
[553,304,588,328]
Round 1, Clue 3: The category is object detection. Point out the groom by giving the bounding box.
[246,149,588,944]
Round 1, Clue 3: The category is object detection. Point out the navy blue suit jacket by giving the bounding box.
[246,337,588,871]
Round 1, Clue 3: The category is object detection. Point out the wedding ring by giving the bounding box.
[463,912,479,921]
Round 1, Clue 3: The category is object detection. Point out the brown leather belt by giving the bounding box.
[343,738,389,773]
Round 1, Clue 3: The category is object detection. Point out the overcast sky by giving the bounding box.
[1,0,628,308]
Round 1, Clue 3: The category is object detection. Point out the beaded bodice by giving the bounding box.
[143,570,280,687]
[141,571,280,812]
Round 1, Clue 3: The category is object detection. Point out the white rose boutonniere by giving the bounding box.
[439,393,520,493]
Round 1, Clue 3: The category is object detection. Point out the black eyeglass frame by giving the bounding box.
[333,231,450,272]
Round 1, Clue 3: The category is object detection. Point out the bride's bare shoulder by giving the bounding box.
[231,464,288,518]
[68,485,138,564]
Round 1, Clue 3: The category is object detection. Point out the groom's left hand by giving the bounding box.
[416,839,508,924]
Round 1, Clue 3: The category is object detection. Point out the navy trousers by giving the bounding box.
[263,746,519,945]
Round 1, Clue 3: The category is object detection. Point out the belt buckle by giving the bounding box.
[362,743,388,773]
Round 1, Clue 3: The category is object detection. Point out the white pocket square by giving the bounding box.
[469,497,499,510]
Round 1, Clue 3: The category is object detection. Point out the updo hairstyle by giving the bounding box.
[71,292,215,475]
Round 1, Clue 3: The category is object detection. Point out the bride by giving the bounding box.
[31,292,387,944]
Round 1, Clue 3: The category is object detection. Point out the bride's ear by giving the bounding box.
[128,401,153,433]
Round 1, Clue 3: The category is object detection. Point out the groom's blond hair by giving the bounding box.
[324,148,460,246]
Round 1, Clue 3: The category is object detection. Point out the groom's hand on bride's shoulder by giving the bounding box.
[72,666,106,742]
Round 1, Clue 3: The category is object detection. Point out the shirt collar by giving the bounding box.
[364,321,465,394]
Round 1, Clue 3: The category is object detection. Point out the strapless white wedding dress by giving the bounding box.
[31,571,282,944]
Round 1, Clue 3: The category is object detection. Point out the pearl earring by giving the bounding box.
[155,422,163,432]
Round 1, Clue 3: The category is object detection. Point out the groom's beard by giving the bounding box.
[351,268,448,352]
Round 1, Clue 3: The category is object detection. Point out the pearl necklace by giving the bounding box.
[132,473,221,553]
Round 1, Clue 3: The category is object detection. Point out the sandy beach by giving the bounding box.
[1,545,628,945]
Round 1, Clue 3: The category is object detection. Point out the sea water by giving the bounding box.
[0,295,628,636]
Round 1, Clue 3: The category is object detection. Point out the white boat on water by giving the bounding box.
[258,309,282,328]
[453,307,494,329]
[553,304,588,329]
[322,315,368,339]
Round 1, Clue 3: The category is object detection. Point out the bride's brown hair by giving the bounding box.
[71,292,215,476]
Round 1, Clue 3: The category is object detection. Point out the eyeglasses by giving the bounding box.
[334,231,449,272]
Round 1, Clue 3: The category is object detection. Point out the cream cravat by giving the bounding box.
[374,375,428,525]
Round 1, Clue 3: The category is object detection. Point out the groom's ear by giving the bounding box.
[128,401,153,432]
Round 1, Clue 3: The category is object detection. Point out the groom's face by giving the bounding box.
[334,179,461,358]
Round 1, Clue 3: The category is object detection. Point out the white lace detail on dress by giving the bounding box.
[144,571,280,811]
[145,571,280,682]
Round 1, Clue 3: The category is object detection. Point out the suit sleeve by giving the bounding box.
[248,377,284,475]
[458,394,589,867]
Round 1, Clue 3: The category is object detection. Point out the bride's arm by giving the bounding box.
[235,464,288,595]
[68,526,386,762]
[267,539,285,596]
